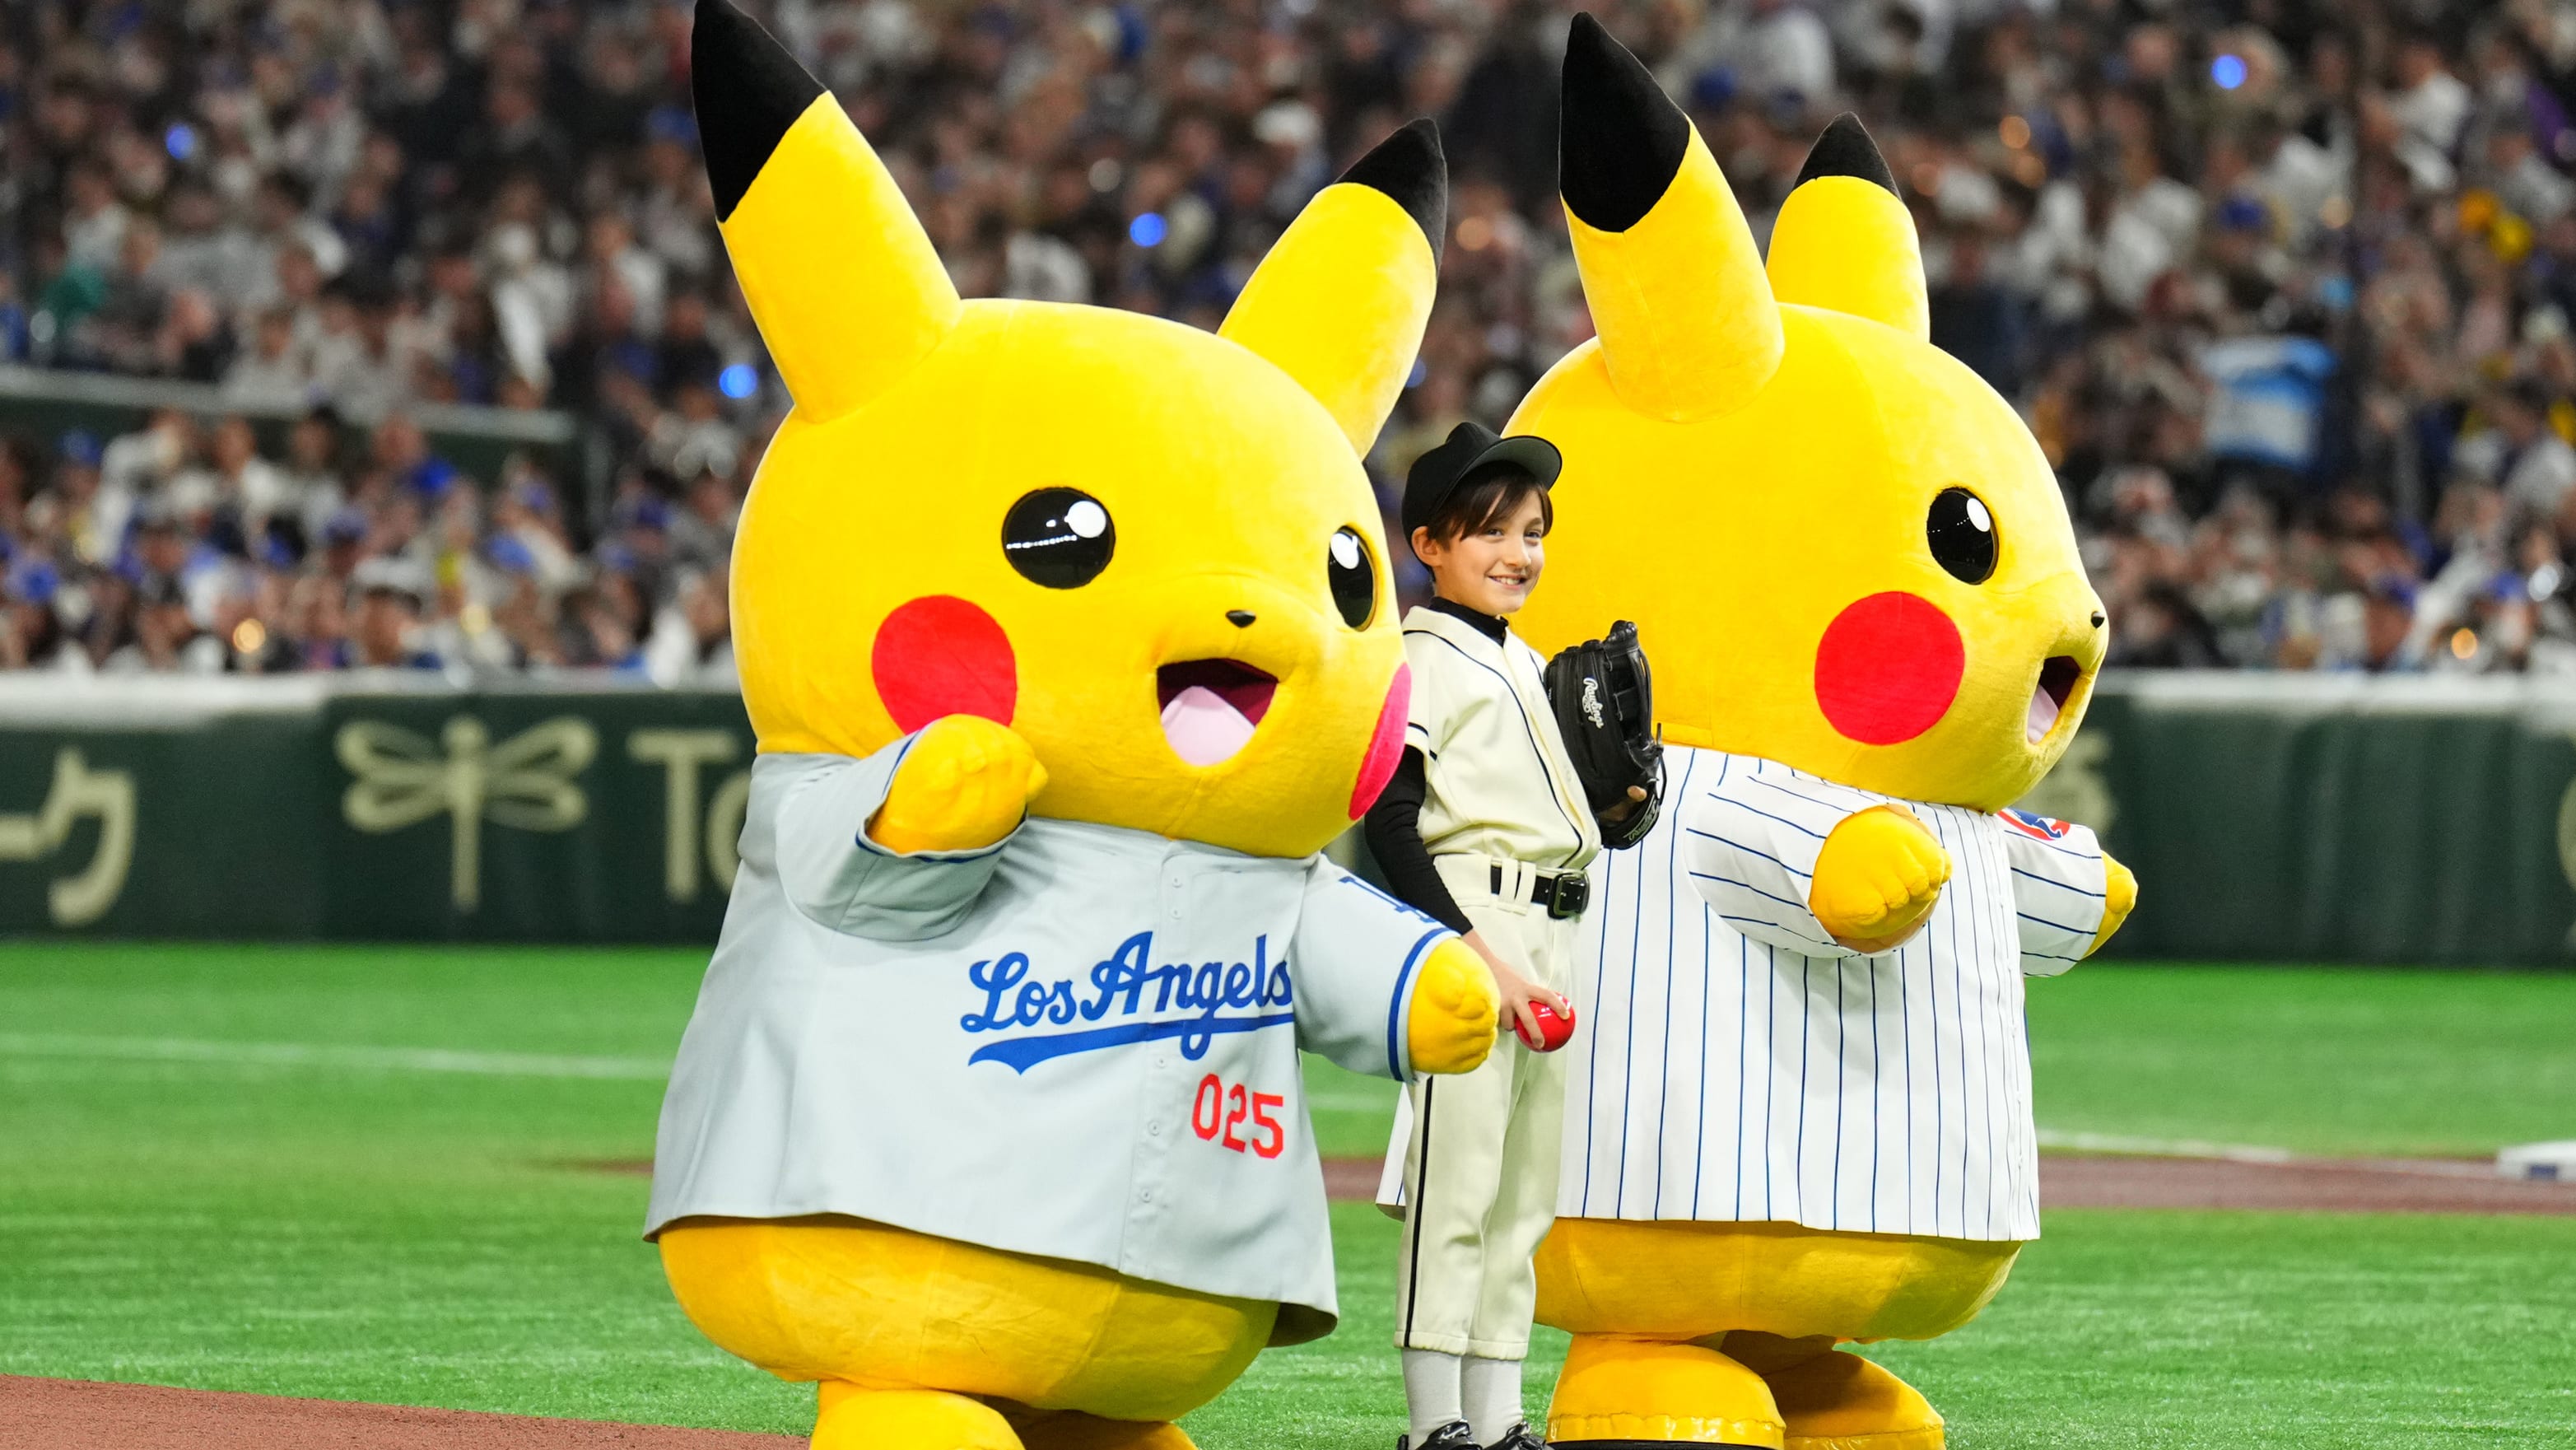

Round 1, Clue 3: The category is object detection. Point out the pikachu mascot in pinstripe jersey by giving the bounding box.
[1502,19,2142,1450]
[652,5,1512,1448]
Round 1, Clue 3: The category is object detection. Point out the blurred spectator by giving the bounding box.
[8,1,2576,678]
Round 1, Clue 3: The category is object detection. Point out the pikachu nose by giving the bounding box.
[1227,610,1256,628]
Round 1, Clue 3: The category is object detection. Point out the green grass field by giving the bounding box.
[3,945,2574,1447]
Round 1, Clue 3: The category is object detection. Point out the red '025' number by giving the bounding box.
[1192,1074,1285,1159]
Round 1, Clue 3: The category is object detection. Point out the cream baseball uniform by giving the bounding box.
[1376,601,1601,1358]
[1558,746,2110,1241]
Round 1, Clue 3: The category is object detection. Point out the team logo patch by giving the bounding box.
[958,931,1296,1072]
[2001,808,2071,842]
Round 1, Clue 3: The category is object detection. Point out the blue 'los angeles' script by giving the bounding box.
[959,930,1297,1073]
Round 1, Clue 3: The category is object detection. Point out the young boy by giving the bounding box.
[1365,422,1617,1450]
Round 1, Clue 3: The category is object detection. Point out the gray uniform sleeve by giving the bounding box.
[770,735,1017,941]
[1288,861,1456,1081]
[1996,812,2108,977]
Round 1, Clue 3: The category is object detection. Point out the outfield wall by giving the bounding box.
[0,674,2570,963]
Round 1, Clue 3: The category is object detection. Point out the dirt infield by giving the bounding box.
[1317,1154,2576,1215]
[2034,1153,2576,1215]
[0,1376,802,1449]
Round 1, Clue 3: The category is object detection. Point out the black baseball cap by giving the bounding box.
[1401,422,1563,539]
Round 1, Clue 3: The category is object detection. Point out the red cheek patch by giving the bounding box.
[1813,592,1964,745]
[1349,663,1412,819]
[872,595,1018,734]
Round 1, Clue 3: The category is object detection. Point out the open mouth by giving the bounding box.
[1157,658,1278,767]
[2027,656,2081,744]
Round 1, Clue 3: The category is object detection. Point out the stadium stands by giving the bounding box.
[1,0,2571,674]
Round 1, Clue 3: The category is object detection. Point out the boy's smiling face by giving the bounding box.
[1412,483,1550,618]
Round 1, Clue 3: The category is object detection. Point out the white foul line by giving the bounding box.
[0,1033,670,1080]
[2034,1127,2294,1163]
[0,1033,2325,1163]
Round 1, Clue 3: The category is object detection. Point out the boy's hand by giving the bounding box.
[1599,783,1652,825]
[2085,852,2138,957]
[1405,937,1500,1075]
[866,716,1046,855]
[1467,930,1570,1049]
[1810,804,1950,953]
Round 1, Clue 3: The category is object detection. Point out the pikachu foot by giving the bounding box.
[1404,935,1501,1075]
[1544,1333,1785,1448]
[815,1382,1021,1450]
[1718,1335,1943,1450]
[1005,1406,1197,1450]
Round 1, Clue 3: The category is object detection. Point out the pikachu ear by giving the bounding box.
[1765,114,1930,341]
[695,0,960,424]
[1221,119,1445,455]
[1557,14,1782,423]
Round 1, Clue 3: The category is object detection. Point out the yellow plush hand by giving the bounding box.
[1404,937,1501,1075]
[1810,804,1952,953]
[866,716,1048,856]
[2086,852,2138,957]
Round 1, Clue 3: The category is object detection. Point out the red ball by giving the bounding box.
[1516,995,1577,1053]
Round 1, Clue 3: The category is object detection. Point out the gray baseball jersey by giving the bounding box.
[1559,746,2108,1242]
[646,736,1453,1340]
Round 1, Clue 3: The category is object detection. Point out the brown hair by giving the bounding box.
[1414,468,1554,551]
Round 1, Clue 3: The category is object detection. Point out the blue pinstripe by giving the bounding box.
[1713,798,1831,842]
[1649,751,1697,1215]
[2011,865,2104,898]
[1865,958,1880,1232]
[2015,910,2094,935]
[1690,828,1815,879]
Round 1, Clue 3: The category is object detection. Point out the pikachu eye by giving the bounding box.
[1926,487,1997,585]
[1328,527,1376,629]
[1003,487,1115,589]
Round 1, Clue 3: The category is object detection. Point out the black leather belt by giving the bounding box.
[1493,863,1591,920]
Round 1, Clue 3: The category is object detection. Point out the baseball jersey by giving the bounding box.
[1559,746,2108,1243]
[647,734,1453,1341]
[1402,602,1602,873]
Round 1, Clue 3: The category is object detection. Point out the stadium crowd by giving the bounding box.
[4,0,2576,677]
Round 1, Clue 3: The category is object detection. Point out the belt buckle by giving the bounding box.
[1547,874,1589,920]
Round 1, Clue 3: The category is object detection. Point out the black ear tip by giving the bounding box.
[692,0,827,223]
[1794,112,1898,194]
[1339,119,1448,259]
[1558,13,1689,234]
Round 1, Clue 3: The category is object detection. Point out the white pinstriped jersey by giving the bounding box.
[1559,746,2108,1242]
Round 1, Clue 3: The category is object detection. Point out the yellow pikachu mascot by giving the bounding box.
[1505,19,2139,1450]
[646,6,1504,1448]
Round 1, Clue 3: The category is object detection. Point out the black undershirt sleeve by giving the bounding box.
[1360,747,1474,935]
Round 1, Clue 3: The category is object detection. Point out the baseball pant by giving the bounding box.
[1390,855,1577,1359]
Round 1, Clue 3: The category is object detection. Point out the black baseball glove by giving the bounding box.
[1542,619,1663,850]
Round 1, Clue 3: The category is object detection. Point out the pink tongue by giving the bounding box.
[2025,683,2061,744]
[1162,684,1256,766]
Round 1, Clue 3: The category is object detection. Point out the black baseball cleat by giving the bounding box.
[1482,1424,1550,1450]
[1397,1421,1479,1450]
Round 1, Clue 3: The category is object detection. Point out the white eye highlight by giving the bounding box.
[1330,530,1363,569]
[1065,499,1109,539]
[1964,496,1992,533]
